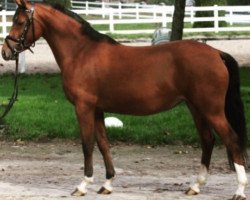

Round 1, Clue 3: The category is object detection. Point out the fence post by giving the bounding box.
[119,2,122,19]
[161,9,167,28]
[136,3,139,20]
[229,8,233,25]
[190,6,194,24]
[153,5,157,19]
[2,10,7,38]
[18,52,26,73]
[86,1,89,16]
[102,1,105,19]
[109,9,114,33]
[214,5,219,33]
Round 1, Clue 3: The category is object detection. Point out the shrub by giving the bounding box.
[227,0,249,5]
[45,0,71,8]
[193,0,227,28]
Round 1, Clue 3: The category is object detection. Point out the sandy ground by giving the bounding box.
[0,39,250,74]
[0,140,249,200]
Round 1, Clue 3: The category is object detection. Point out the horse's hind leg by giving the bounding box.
[95,111,115,195]
[207,113,248,200]
[185,104,215,195]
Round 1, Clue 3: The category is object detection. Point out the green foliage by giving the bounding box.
[193,0,227,28]
[144,0,175,5]
[195,0,227,6]
[227,0,249,5]
[44,0,71,8]
[239,68,250,139]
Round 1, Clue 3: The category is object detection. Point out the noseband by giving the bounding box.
[5,6,35,57]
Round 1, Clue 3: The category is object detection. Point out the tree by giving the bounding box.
[170,0,186,41]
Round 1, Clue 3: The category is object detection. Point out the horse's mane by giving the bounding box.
[45,3,118,44]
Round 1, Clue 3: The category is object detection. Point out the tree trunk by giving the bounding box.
[170,0,186,41]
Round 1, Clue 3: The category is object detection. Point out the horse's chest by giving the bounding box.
[62,78,97,106]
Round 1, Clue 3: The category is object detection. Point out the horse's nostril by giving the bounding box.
[2,50,6,59]
[2,49,10,61]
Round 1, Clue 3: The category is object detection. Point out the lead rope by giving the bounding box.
[0,56,19,127]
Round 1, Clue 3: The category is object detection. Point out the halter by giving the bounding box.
[5,6,35,58]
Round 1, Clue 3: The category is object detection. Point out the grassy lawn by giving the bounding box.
[0,68,249,145]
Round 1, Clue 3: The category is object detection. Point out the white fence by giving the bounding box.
[0,10,14,39]
[1,2,250,38]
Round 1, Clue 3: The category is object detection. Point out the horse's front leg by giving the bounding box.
[95,111,115,195]
[71,103,95,196]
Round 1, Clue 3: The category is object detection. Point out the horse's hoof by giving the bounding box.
[71,188,86,196]
[97,186,112,195]
[231,195,246,200]
[185,187,198,196]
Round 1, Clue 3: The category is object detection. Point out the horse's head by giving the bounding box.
[2,0,41,60]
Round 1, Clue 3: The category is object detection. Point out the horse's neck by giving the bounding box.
[36,5,88,71]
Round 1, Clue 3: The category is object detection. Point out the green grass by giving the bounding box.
[0,68,249,145]
[105,104,196,145]
[0,74,78,140]
[240,68,250,140]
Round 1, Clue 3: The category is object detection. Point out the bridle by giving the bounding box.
[5,6,35,58]
[0,5,36,125]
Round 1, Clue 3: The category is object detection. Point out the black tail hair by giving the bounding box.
[220,51,247,168]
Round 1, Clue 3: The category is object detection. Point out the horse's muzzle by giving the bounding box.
[2,47,16,61]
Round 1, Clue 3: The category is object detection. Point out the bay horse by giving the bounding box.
[2,1,248,199]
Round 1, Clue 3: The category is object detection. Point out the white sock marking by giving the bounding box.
[102,178,113,192]
[190,164,208,193]
[77,176,94,194]
[234,163,248,197]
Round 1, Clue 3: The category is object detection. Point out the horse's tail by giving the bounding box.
[220,51,247,168]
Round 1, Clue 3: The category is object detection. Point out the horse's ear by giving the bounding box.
[15,0,27,8]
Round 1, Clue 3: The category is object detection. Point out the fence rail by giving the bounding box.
[1,2,250,39]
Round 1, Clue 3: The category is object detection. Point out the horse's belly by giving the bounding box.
[99,91,182,116]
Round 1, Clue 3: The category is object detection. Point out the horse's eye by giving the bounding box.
[13,15,25,26]
[14,18,25,26]
[16,21,25,26]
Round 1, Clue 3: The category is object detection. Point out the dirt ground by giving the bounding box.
[0,140,249,200]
